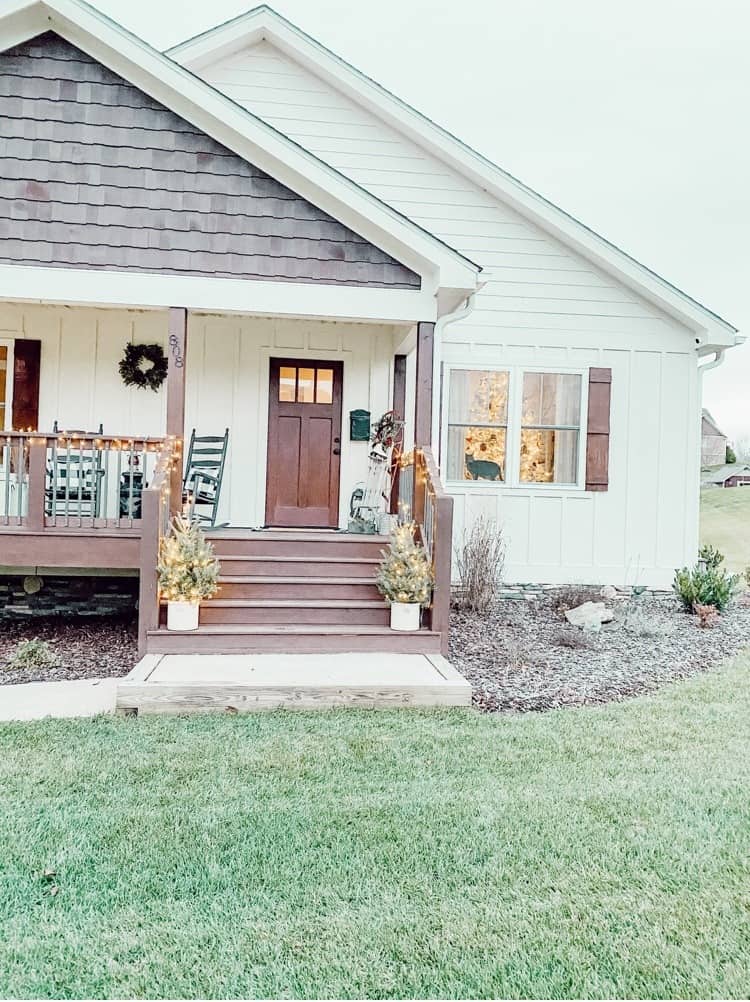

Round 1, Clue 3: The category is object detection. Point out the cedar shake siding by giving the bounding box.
[0,33,420,289]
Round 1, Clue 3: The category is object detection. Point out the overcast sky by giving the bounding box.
[97,0,749,440]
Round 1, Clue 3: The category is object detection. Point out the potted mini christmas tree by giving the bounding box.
[157,514,220,631]
[376,522,434,631]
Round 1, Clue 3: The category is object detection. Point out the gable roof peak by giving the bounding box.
[167,3,739,346]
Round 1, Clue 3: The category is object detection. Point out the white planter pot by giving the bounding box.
[167,600,200,632]
[390,601,421,632]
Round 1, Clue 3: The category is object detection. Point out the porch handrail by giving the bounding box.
[399,446,454,654]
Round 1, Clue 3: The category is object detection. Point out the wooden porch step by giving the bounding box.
[207,532,389,559]
[217,554,380,577]
[215,575,381,601]
[198,598,390,626]
[146,624,441,655]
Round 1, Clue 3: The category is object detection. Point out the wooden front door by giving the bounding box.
[265,359,343,528]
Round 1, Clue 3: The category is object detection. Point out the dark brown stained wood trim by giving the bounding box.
[0,529,140,568]
[11,338,40,431]
[414,322,434,447]
[0,33,420,290]
[585,367,612,492]
[166,307,187,514]
[265,357,344,528]
[390,353,407,514]
[138,487,161,654]
[25,439,46,530]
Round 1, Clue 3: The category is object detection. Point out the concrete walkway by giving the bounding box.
[0,678,118,722]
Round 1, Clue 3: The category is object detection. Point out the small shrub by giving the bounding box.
[554,628,596,650]
[624,605,672,639]
[158,515,220,603]
[698,543,725,571]
[376,522,433,606]
[673,561,739,613]
[694,603,720,629]
[453,515,506,614]
[743,566,750,589]
[551,586,602,614]
[8,638,58,670]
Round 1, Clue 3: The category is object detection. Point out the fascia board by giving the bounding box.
[0,264,439,323]
[0,0,479,295]
[169,6,738,342]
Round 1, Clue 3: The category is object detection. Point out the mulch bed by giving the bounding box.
[450,591,750,713]
[0,616,139,686]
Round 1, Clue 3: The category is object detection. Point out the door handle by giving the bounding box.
[332,448,341,455]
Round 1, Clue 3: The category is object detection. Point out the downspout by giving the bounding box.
[697,348,726,379]
[431,293,477,454]
[697,348,727,442]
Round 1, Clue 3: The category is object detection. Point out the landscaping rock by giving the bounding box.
[565,601,614,629]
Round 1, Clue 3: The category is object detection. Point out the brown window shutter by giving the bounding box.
[12,339,41,431]
[585,367,611,491]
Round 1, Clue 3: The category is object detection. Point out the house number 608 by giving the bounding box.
[168,333,184,368]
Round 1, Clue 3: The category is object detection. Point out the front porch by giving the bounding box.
[0,301,453,657]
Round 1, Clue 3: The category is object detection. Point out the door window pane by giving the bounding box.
[279,366,296,402]
[447,369,509,482]
[297,367,315,403]
[520,372,582,484]
[316,368,333,404]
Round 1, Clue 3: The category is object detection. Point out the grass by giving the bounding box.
[701,487,750,571]
[1,659,750,999]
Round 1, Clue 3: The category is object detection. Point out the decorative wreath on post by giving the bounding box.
[118,343,168,392]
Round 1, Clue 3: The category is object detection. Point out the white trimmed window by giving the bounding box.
[446,366,586,488]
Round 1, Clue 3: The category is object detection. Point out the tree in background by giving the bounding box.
[726,444,737,464]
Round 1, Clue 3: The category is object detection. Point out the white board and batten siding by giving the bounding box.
[199,41,702,587]
[0,302,396,530]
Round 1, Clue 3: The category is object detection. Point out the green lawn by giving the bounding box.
[2,659,750,999]
[701,487,750,571]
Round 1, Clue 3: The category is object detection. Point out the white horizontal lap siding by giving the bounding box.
[201,43,700,583]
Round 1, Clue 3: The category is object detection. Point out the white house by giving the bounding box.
[0,0,740,658]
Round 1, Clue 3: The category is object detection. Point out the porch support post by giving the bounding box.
[166,307,187,516]
[390,354,407,514]
[26,439,47,531]
[414,321,434,447]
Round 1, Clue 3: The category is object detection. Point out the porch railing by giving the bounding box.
[0,431,170,531]
[398,446,454,653]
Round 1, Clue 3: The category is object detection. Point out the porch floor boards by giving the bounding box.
[117,652,471,713]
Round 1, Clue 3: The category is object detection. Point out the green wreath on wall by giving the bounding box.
[118,343,168,392]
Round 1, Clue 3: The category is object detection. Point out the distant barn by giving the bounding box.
[701,409,728,468]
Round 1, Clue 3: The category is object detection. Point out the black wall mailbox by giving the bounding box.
[349,409,371,441]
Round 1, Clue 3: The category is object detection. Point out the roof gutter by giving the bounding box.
[432,293,476,449]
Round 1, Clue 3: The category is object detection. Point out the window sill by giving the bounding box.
[445,480,591,497]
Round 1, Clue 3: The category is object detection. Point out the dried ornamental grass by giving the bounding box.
[453,515,506,613]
